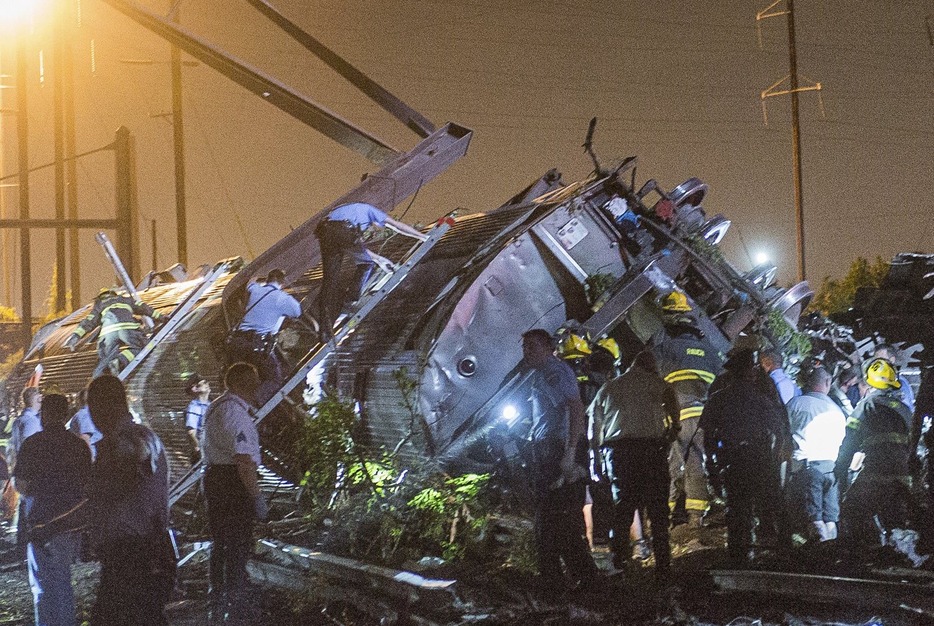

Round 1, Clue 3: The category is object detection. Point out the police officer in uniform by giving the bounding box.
[202,362,268,618]
[521,329,597,592]
[226,269,301,401]
[651,291,722,526]
[315,202,427,338]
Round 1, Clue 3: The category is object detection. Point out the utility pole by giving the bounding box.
[171,5,188,268]
[64,0,81,308]
[786,0,805,282]
[16,38,33,349]
[757,0,823,283]
[0,51,12,307]
[53,1,68,312]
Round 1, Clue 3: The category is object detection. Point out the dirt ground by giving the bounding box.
[0,515,918,625]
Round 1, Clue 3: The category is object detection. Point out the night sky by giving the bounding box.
[1,0,932,313]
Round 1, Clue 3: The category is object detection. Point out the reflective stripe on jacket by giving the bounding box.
[72,294,159,339]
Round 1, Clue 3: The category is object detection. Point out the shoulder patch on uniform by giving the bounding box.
[236,431,247,443]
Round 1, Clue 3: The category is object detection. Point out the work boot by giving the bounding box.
[632,539,651,561]
[687,511,705,529]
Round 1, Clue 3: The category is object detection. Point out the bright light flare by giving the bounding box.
[500,404,519,425]
[755,252,769,265]
[0,0,47,30]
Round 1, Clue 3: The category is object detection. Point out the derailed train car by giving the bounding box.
[306,159,815,470]
[4,154,813,497]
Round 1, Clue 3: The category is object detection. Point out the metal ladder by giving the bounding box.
[168,219,453,505]
[117,258,239,382]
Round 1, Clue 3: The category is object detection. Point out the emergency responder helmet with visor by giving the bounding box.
[662,291,692,313]
[595,337,621,361]
[558,333,592,359]
[865,357,901,390]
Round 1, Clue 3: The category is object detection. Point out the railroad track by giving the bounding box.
[710,568,934,620]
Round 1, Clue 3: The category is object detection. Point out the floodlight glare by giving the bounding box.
[500,404,519,424]
[755,252,769,265]
[0,0,46,30]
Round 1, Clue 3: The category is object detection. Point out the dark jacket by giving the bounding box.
[842,389,912,478]
[653,327,722,418]
[72,293,160,342]
[700,373,789,452]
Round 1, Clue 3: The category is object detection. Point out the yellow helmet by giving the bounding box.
[865,357,901,390]
[662,291,692,313]
[558,334,591,359]
[595,337,621,361]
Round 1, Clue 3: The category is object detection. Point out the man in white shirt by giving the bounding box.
[786,367,846,541]
[202,362,266,617]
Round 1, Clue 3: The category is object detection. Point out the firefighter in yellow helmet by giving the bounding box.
[661,291,692,313]
[836,357,914,543]
[64,287,162,377]
[652,291,724,527]
[559,331,619,550]
[557,332,618,404]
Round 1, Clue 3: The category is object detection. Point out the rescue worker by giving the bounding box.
[64,287,162,378]
[872,344,915,413]
[557,332,618,552]
[838,357,914,543]
[759,349,801,404]
[588,351,679,578]
[651,291,722,527]
[700,349,790,565]
[225,269,301,403]
[315,202,427,339]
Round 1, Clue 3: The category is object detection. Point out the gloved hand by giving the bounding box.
[253,494,269,522]
[63,335,78,352]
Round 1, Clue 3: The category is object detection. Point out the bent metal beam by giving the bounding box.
[99,0,399,165]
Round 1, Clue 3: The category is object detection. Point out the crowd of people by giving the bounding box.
[0,362,268,626]
[519,304,929,592]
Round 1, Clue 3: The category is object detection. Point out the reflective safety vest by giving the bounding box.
[72,293,161,341]
[653,332,723,419]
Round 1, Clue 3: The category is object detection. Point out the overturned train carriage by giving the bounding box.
[6,158,812,498]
